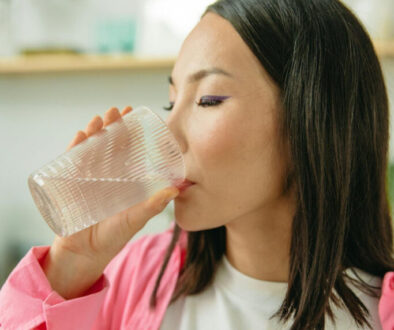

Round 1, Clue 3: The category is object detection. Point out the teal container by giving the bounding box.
[96,18,137,54]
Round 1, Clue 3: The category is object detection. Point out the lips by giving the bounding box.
[175,179,196,192]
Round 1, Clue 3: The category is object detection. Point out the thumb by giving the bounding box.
[123,186,180,233]
[146,186,180,214]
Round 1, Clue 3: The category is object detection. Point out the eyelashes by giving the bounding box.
[163,102,175,111]
[163,95,230,111]
[196,95,230,107]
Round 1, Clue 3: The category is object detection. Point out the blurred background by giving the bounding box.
[0,0,393,286]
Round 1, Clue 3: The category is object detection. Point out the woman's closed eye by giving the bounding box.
[163,95,231,111]
[163,102,175,111]
[196,95,231,107]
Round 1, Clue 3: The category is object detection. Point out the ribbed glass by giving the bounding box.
[28,106,185,237]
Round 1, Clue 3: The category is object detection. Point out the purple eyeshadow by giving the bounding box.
[201,95,231,101]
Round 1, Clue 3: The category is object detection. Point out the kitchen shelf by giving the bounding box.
[0,54,176,74]
[0,39,393,75]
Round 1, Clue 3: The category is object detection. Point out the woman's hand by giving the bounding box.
[42,106,179,299]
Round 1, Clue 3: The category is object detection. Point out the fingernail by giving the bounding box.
[148,187,179,210]
[160,188,179,205]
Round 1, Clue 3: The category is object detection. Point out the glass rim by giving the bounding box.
[128,105,185,178]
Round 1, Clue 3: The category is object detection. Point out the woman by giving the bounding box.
[1,0,393,329]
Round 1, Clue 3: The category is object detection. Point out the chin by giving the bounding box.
[173,198,225,232]
[174,218,203,232]
[174,215,223,232]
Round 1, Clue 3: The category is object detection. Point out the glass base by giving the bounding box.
[28,174,64,236]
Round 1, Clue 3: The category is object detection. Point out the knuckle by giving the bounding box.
[122,214,144,235]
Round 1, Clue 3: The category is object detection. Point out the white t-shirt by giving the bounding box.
[160,255,382,330]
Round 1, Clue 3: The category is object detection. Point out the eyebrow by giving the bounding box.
[168,67,234,86]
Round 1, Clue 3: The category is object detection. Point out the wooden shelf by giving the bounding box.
[0,39,392,74]
[0,54,175,74]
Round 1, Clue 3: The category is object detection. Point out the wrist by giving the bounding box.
[42,244,105,299]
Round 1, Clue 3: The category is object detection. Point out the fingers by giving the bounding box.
[85,115,104,137]
[67,106,133,151]
[103,106,133,127]
[67,131,87,151]
[103,107,121,127]
[146,186,180,213]
[66,115,102,151]
[121,186,180,235]
[121,106,133,116]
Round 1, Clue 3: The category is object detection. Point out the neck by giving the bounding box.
[225,195,295,283]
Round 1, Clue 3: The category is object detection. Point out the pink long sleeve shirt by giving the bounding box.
[0,226,393,330]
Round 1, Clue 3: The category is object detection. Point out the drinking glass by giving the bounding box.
[28,106,185,237]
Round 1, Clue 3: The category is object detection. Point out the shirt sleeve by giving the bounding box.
[0,228,178,330]
[0,246,110,330]
[379,271,394,330]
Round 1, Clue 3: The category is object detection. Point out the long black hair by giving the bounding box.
[151,0,394,329]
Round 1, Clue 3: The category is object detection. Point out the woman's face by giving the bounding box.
[166,13,293,231]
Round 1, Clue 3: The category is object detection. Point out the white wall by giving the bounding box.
[383,59,394,160]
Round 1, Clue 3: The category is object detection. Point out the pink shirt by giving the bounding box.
[380,271,394,330]
[0,226,393,330]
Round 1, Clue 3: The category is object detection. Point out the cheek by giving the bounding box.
[190,110,286,197]
[177,112,287,231]
[189,114,243,169]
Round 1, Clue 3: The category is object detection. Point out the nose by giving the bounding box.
[165,108,187,154]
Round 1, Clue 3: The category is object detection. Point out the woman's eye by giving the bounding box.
[163,102,175,111]
[196,95,230,107]
[163,96,230,111]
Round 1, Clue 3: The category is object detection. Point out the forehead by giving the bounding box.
[172,12,267,86]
